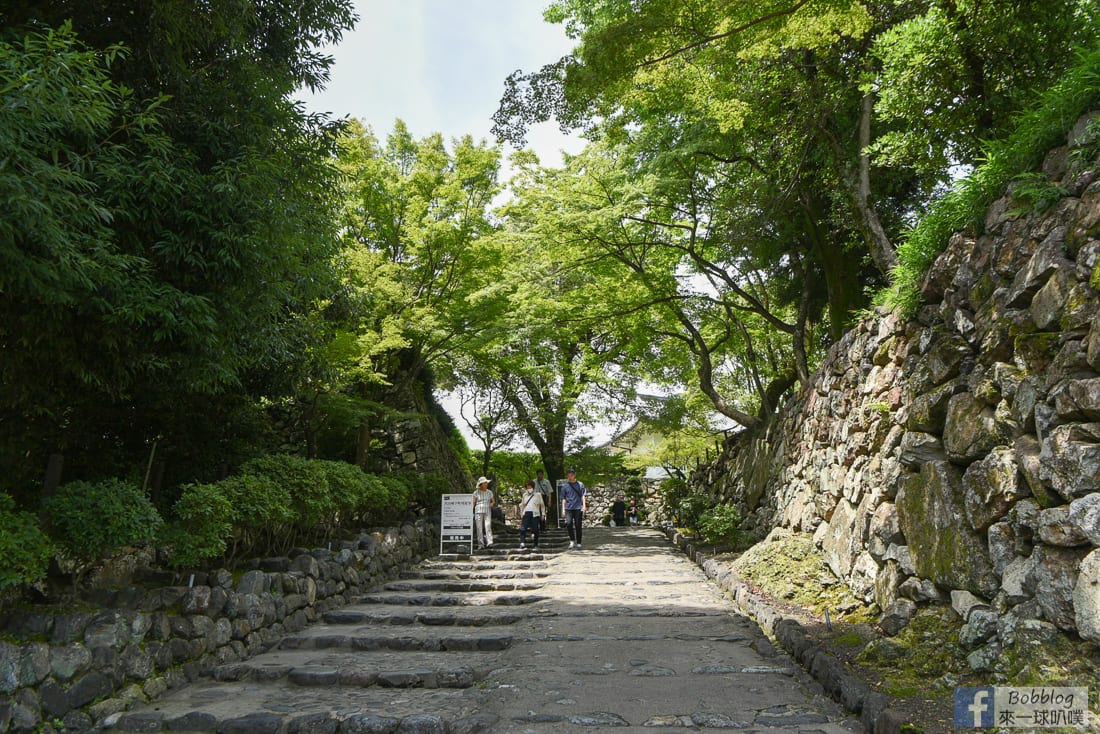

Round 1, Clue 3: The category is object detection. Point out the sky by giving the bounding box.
[297,0,586,168]
[296,1,595,452]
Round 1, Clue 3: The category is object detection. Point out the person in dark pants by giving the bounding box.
[560,468,587,549]
[518,480,545,550]
[534,469,553,530]
[611,494,626,527]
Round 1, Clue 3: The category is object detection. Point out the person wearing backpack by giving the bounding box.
[559,468,587,549]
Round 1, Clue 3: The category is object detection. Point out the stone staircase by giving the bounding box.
[106,527,570,734]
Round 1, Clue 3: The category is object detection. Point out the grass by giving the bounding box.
[884,45,1100,315]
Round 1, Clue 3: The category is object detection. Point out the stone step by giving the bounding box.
[437,549,556,559]
[397,568,551,580]
[381,579,547,593]
[210,647,501,687]
[358,591,548,606]
[417,560,550,571]
[322,607,526,626]
[107,682,494,733]
[278,628,514,652]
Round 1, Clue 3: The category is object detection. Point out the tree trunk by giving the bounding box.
[356,420,371,470]
[857,90,896,277]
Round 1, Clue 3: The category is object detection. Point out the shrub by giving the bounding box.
[0,494,53,590]
[162,481,232,569]
[376,473,413,522]
[43,479,162,583]
[317,459,370,523]
[697,503,743,547]
[241,454,334,539]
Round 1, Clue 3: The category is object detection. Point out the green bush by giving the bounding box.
[43,479,162,580]
[162,481,232,569]
[376,473,413,521]
[317,459,369,522]
[162,457,449,566]
[241,454,334,539]
[0,494,53,590]
[697,503,743,547]
[224,473,293,531]
[657,477,712,527]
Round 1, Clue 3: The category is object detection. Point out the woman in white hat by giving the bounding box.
[472,476,494,549]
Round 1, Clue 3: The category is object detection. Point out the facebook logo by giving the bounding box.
[954,687,996,728]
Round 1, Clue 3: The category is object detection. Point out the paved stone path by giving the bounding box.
[108,527,861,733]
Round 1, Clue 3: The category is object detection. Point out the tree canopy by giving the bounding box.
[1,1,355,495]
[3,0,1099,508]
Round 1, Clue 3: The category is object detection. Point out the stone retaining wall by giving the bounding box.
[0,520,438,734]
[691,114,1100,668]
[663,526,907,734]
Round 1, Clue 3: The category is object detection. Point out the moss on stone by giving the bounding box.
[729,531,873,623]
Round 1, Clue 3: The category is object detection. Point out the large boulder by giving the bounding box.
[944,393,1009,465]
[1031,545,1090,631]
[1075,549,1100,643]
[896,460,998,597]
[898,432,946,468]
[1040,423,1100,499]
[1068,492,1100,545]
[961,446,1027,531]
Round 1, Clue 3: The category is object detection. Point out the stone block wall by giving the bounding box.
[582,478,661,525]
[0,520,437,733]
[692,114,1100,663]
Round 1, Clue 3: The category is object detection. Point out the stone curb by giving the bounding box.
[662,526,911,734]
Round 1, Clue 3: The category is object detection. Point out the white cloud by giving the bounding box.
[298,0,584,165]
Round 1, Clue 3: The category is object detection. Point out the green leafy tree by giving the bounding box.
[490,0,1100,422]
[0,1,356,494]
[332,120,503,466]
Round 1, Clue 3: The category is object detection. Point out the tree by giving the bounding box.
[490,0,1100,427]
[0,2,355,494]
[331,120,504,465]
[457,377,520,479]
[448,152,654,484]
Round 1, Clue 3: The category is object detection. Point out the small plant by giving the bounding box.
[43,478,162,586]
[162,481,233,569]
[696,503,742,547]
[1007,172,1069,216]
[0,493,53,590]
[867,401,891,415]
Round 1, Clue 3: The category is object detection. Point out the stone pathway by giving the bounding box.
[107,527,861,733]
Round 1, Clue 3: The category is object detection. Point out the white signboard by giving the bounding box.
[440,493,474,554]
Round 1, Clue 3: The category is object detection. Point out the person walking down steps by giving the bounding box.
[473,476,494,549]
[518,479,545,550]
[560,468,587,549]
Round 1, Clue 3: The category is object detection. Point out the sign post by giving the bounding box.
[440,493,474,555]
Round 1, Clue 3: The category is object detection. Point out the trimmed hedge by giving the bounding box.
[162,457,448,568]
[42,479,163,583]
[0,459,450,587]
